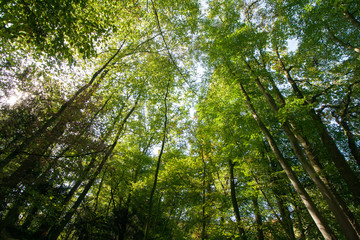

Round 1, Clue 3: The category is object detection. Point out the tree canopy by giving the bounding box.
[0,0,359,239]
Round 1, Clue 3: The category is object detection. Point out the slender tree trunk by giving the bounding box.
[0,72,110,212]
[275,50,360,204]
[144,82,169,240]
[268,160,296,240]
[201,151,207,240]
[251,169,295,240]
[252,196,264,240]
[243,57,360,237]
[19,93,116,228]
[118,193,132,240]
[249,65,360,239]
[48,154,108,240]
[251,72,360,239]
[338,119,360,167]
[333,86,360,167]
[52,155,98,221]
[47,100,138,240]
[293,204,306,240]
[238,82,337,240]
[228,159,247,240]
[94,167,107,212]
[0,43,123,169]
[1,119,67,191]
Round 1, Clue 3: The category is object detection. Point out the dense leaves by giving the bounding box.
[0,0,359,239]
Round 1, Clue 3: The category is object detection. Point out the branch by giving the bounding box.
[150,0,198,96]
[326,26,360,53]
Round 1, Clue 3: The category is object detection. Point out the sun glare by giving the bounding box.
[2,90,25,106]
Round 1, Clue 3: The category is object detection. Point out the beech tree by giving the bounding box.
[1,0,359,239]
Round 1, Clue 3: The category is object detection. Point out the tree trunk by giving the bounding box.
[252,196,264,240]
[275,50,360,204]
[201,152,207,240]
[333,85,360,168]
[339,119,360,167]
[238,82,337,240]
[47,155,108,240]
[251,72,360,239]
[0,44,122,169]
[269,160,296,240]
[1,118,67,191]
[293,204,306,240]
[144,82,169,240]
[228,159,247,240]
[118,193,132,240]
[47,100,138,240]
[251,169,295,240]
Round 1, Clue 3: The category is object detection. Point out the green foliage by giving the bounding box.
[0,0,359,239]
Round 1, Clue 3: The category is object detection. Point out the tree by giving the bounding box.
[1,0,359,239]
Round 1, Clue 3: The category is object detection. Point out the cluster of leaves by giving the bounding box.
[1,0,360,239]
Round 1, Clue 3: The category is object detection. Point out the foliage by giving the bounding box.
[1,0,359,239]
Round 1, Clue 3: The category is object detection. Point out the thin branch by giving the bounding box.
[150,0,198,96]
[326,26,360,53]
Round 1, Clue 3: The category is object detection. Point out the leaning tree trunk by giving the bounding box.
[275,51,360,204]
[338,118,360,167]
[47,153,108,240]
[47,100,138,240]
[333,86,360,168]
[238,82,337,240]
[0,44,124,170]
[249,68,360,239]
[268,159,296,240]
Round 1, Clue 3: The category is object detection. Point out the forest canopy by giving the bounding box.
[0,0,360,239]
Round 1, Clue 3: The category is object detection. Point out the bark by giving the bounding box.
[228,159,247,240]
[334,86,360,167]
[94,167,106,212]
[16,94,114,230]
[251,170,295,240]
[118,193,132,240]
[254,72,360,238]
[309,110,360,198]
[238,82,337,240]
[275,51,360,204]
[47,100,138,240]
[0,42,124,169]
[268,161,296,240]
[50,155,98,222]
[201,151,207,240]
[143,82,169,240]
[339,119,360,167]
[293,204,306,240]
[47,154,108,240]
[1,117,67,190]
[252,196,264,240]
[248,60,360,239]
[0,70,108,208]
[274,195,295,240]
